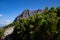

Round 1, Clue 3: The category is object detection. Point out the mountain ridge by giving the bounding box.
[14,9,43,22]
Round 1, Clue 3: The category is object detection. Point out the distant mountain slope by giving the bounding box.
[0,24,6,28]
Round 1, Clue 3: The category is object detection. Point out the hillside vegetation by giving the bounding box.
[0,7,60,40]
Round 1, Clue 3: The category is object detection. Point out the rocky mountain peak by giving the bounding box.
[14,9,43,22]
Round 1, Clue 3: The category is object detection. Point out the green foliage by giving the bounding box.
[56,7,60,17]
[0,7,60,40]
[13,10,57,40]
[0,28,5,38]
[49,7,56,13]
[45,6,48,12]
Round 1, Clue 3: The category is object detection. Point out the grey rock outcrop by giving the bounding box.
[4,27,14,36]
[4,27,15,40]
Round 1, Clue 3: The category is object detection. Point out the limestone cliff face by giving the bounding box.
[14,9,43,22]
[4,27,14,36]
[3,27,14,40]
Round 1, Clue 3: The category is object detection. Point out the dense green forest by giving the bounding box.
[0,7,60,40]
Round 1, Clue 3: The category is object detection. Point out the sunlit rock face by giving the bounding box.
[14,9,43,22]
[4,27,14,36]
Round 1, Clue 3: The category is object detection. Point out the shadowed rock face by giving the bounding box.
[4,33,15,40]
[14,9,43,22]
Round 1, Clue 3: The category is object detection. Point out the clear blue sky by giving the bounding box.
[0,0,60,27]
